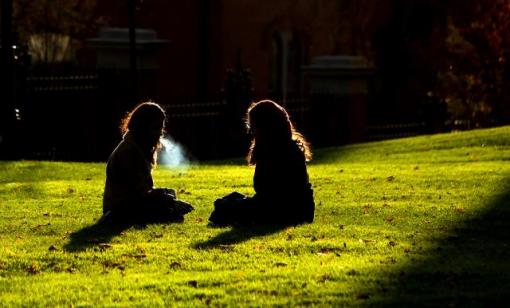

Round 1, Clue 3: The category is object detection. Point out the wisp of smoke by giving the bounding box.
[159,136,190,168]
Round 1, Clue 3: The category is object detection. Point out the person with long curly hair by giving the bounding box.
[102,102,193,224]
[210,100,315,225]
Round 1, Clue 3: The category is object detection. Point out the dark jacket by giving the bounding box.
[103,132,153,214]
[252,140,314,223]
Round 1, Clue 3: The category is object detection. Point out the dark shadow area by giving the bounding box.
[192,223,292,249]
[63,217,183,252]
[368,179,510,306]
[63,220,134,252]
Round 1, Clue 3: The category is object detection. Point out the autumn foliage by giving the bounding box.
[437,0,510,126]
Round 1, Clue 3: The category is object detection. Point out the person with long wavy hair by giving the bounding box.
[210,100,315,225]
[102,102,193,224]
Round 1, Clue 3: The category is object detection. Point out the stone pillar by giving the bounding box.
[302,55,374,145]
[88,27,167,107]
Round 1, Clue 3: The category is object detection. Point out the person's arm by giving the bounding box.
[253,160,271,195]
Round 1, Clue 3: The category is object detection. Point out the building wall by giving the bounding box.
[94,0,379,103]
[96,1,202,102]
[215,0,343,99]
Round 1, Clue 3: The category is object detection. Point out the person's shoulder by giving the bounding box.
[109,139,126,156]
[290,140,306,160]
[108,138,137,165]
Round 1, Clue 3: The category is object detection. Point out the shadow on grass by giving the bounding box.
[192,223,292,249]
[366,179,510,306]
[63,217,184,252]
[63,220,135,252]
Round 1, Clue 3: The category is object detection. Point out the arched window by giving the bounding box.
[268,31,303,102]
[269,32,284,100]
[287,33,302,98]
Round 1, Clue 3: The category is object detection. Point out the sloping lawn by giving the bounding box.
[0,126,509,306]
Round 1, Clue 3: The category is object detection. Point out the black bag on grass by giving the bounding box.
[209,192,253,226]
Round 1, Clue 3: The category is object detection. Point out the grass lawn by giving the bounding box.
[1,126,509,306]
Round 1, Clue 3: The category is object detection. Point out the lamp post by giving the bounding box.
[1,0,13,67]
[128,0,138,106]
[1,0,14,158]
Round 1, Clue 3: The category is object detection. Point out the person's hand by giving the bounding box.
[174,200,194,214]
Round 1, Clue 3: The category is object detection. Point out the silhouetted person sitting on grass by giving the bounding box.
[101,102,193,224]
[209,100,315,225]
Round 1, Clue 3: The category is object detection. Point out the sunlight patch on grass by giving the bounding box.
[0,126,509,305]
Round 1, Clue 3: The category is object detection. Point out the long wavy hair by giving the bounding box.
[246,100,312,165]
[120,102,166,165]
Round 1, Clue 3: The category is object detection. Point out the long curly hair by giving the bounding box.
[120,102,166,165]
[246,100,312,165]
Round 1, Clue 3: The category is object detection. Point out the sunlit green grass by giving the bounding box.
[1,126,509,306]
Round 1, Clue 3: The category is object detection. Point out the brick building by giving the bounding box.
[4,0,451,160]
[93,1,392,103]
